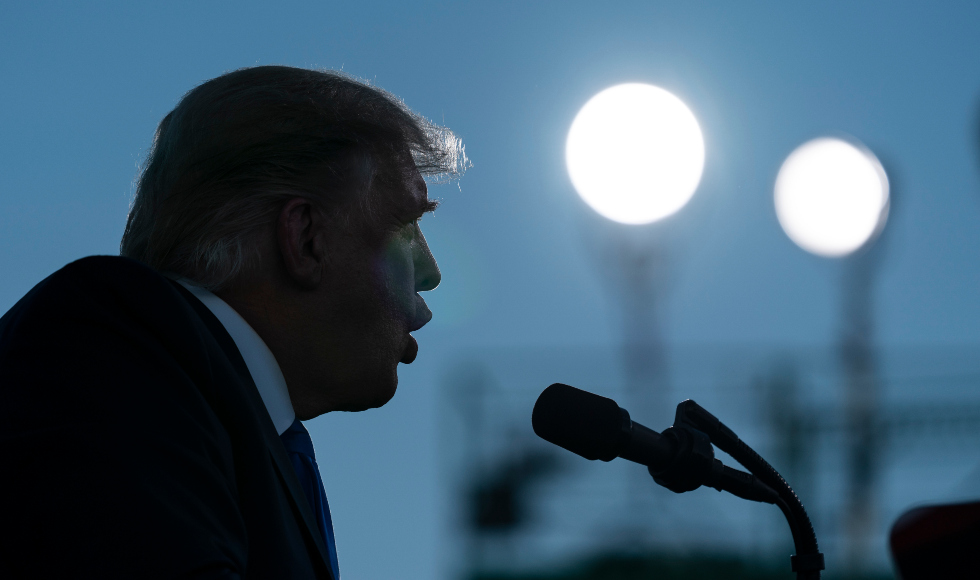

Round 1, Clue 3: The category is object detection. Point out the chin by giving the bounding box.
[372,372,400,407]
[370,384,398,409]
[340,374,399,412]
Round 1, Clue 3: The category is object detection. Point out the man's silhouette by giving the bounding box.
[0,66,466,579]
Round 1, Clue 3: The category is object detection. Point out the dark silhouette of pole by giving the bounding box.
[588,223,676,548]
[839,167,891,573]
[594,228,673,426]
[618,237,671,418]
[840,246,882,572]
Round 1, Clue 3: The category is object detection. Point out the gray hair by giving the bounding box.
[120,66,467,291]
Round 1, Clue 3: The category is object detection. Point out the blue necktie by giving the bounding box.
[280,419,340,580]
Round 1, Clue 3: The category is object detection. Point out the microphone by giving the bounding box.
[531,383,778,504]
[532,383,825,579]
[531,382,674,469]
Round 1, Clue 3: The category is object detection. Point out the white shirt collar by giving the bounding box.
[177,279,296,435]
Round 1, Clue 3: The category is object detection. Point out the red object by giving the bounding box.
[890,500,980,579]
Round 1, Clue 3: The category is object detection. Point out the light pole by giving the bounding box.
[566,82,705,541]
[774,136,890,572]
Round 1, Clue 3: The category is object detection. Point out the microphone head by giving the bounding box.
[531,383,630,462]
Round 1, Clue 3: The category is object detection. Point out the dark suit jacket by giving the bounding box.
[0,256,334,579]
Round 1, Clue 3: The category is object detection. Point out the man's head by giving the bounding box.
[121,66,466,418]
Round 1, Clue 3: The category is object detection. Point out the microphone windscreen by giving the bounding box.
[531,383,629,462]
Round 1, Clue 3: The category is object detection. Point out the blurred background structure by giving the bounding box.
[5,2,980,579]
[441,346,980,579]
[776,136,892,573]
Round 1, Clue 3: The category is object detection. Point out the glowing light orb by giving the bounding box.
[566,83,705,225]
[775,137,889,257]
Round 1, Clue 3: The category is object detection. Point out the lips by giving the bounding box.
[401,297,430,364]
[408,297,432,332]
[400,334,419,364]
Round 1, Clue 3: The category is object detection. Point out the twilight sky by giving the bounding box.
[3,2,980,578]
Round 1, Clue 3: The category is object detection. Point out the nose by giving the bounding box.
[414,226,441,292]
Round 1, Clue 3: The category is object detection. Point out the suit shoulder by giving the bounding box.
[0,255,195,351]
[54,255,173,291]
[8,255,176,311]
[0,257,223,436]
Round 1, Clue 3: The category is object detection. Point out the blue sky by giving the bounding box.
[4,2,980,578]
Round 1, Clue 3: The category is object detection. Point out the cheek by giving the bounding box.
[378,244,416,311]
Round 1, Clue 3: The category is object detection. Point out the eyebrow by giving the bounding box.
[390,195,439,226]
[418,198,439,215]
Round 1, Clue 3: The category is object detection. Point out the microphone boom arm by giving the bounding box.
[530,384,825,579]
[668,399,825,580]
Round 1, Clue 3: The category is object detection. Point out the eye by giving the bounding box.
[397,219,418,240]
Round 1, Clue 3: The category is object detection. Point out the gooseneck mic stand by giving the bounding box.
[532,384,825,580]
[655,400,824,580]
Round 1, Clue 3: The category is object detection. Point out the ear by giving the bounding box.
[277,197,326,289]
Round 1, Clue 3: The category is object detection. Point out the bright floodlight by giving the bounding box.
[566,83,705,225]
[775,137,889,258]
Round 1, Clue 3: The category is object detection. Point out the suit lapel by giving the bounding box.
[268,447,336,580]
[171,281,334,579]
